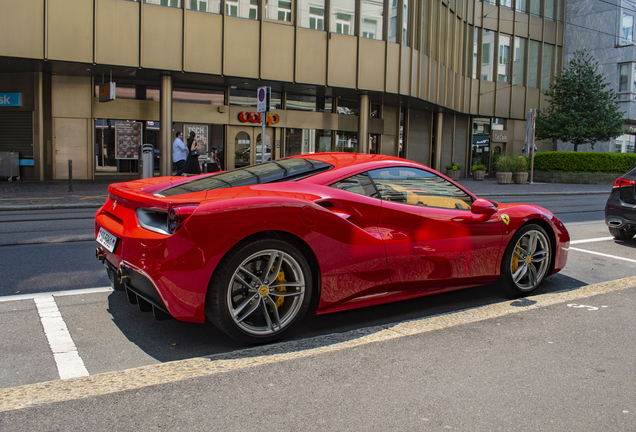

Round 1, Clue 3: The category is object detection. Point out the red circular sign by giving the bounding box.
[258,88,265,102]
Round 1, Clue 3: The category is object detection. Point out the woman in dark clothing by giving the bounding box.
[183,131,201,175]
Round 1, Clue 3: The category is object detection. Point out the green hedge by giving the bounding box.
[533,152,636,173]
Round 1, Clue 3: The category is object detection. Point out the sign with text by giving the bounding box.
[184,124,208,159]
[0,93,21,107]
[256,86,270,113]
[115,121,142,159]
[238,111,280,126]
[98,82,116,102]
[491,129,511,143]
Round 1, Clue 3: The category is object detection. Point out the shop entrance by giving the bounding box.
[227,125,273,170]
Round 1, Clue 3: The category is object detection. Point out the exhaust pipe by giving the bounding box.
[608,219,623,228]
[117,265,131,284]
[95,248,106,263]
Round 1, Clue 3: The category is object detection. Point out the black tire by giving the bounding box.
[496,223,552,298]
[206,238,313,344]
[609,226,636,241]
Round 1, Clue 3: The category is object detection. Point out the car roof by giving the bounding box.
[287,152,408,170]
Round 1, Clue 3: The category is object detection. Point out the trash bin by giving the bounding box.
[0,151,19,181]
[139,144,154,178]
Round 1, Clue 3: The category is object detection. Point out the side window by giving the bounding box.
[368,167,473,210]
[330,173,378,197]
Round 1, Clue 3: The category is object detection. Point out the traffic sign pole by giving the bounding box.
[256,86,270,164]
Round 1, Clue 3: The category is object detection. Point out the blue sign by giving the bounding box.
[0,93,21,107]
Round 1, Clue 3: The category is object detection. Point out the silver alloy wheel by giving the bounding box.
[510,229,550,291]
[226,249,306,336]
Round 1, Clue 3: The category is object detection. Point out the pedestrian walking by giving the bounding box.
[183,131,202,176]
[172,131,187,176]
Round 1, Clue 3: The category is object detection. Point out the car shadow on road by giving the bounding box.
[106,272,589,363]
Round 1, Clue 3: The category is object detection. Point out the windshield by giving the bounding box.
[156,158,333,196]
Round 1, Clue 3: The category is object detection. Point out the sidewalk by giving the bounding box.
[0,176,612,211]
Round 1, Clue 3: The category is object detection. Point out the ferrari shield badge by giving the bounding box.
[501,214,510,225]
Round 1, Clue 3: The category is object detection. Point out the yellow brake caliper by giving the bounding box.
[274,267,287,308]
[511,245,521,272]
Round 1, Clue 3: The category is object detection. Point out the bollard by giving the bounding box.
[68,159,73,192]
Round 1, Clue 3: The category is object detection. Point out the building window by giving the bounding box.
[331,0,355,35]
[285,129,333,156]
[618,63,636,101]
[402,0,409,45]
[541,43,553,91]
[173,88,225,105]
[187,0,221,13]
[420,0,427,50]
[530,0,540,16]
[513,37,526,86]
[144,0,182,6]
[336,98,358,115]
[615,134,636,153]
[544,0,554,20]
[498,34,511,82]
[335,131,358,152]
[481,30,494,81]
[266,0,292,22]
[299,0,325,30]
[285,94,334,112]
[528,40,540,88]
[225,0,257,18]
[621,4,635,45]
[500,0,512,7]
[230,88,281,109]
[389,0,398,43]
[472,27,479,79]
[515,0,527,13]
[484,0,496,5]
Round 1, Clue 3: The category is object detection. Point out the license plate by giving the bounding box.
[97,227,118,253]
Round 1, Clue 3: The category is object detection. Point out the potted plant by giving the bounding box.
[513,154,529,184]
[445,162,462,181]
[471,164,486,181]
[494,154,514,184]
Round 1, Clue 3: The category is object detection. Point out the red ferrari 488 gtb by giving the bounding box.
[95,153,569,343]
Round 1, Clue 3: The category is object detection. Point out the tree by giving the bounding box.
[535,50,625,152]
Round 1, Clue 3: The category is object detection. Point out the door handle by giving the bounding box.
[389,231,409,240]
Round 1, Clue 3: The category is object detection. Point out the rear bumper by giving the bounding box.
[605,205,636,229]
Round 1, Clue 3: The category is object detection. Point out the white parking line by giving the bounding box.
[0,287,112,303]
[569,237,614,245]
[568,247,636,264]
[33,296,89,380]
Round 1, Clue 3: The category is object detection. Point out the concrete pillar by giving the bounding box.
[160,75,173,176]
[434,112,443,170]
[358,93,369,153]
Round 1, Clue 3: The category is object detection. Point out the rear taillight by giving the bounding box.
[167,206,197,234]
[612,178,636,189]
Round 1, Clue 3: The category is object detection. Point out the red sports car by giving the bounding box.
[95,153,569,343]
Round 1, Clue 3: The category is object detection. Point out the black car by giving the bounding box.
[605,163,636,240]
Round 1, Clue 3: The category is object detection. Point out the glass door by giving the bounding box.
[227,126,273,170]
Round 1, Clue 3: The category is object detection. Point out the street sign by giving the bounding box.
[256,86,271,113]
[98,82,116,102]
[0,93,22,107]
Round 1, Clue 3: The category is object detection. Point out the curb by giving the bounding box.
[0,203,103,212]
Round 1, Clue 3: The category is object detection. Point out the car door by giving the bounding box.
[368,166,504,291]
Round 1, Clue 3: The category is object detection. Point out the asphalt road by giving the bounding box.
[0,194,635,430]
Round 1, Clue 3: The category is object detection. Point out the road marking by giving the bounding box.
[33,296,89,380]
[0,287,113,303]
[567,303,599,311]
[0,276,634,413]
[568,247,636,263]
[569,237,614,245]
[0,197,64,201]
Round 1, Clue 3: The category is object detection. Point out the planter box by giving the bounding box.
[446,169,460,181]
[513,172,528,184]
[497,172,513,184]
[473,170,485,181]
[533,172,621,185]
